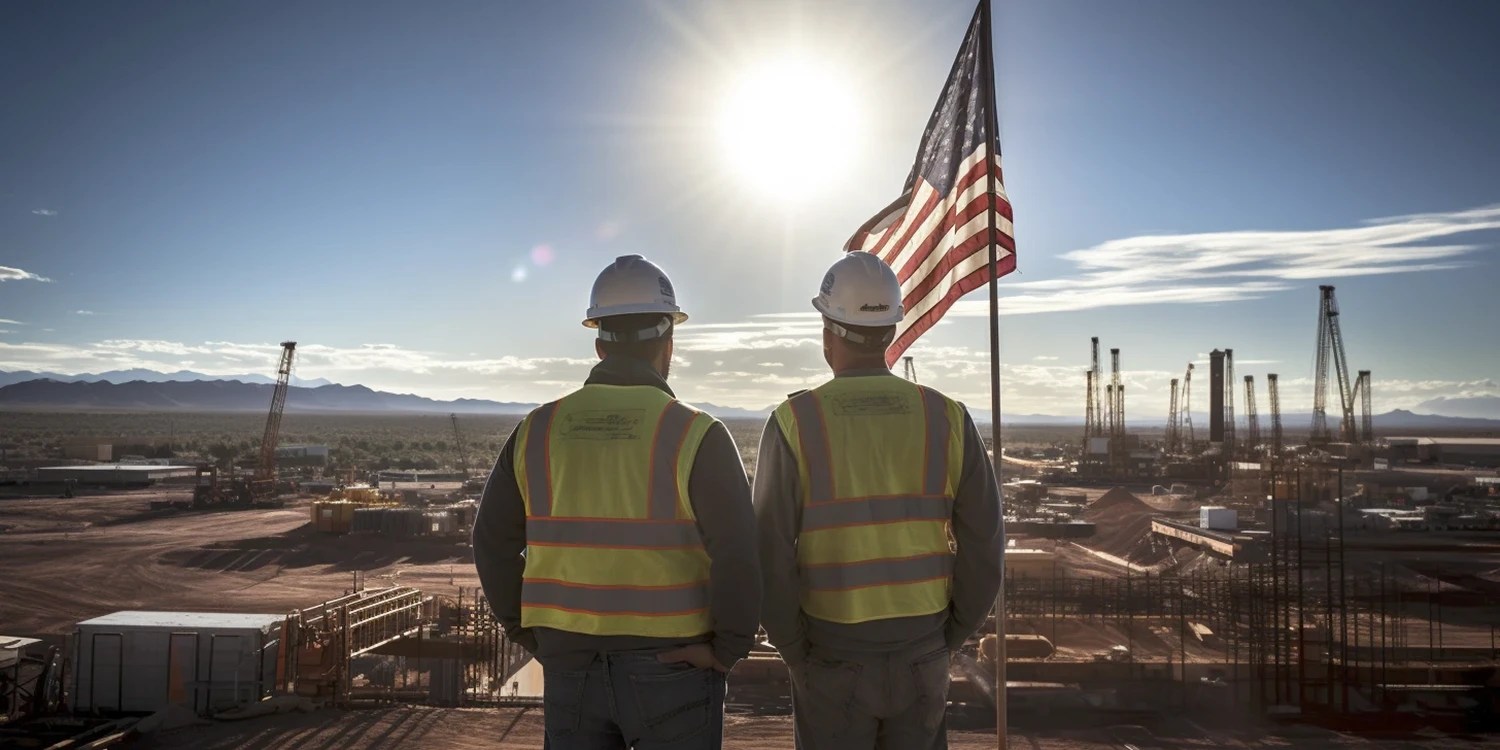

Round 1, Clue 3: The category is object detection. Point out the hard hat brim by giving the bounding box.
[582,307,689,328]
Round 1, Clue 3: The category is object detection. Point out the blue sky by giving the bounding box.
[2,0,1498,416]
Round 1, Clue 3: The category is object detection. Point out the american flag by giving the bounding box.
[844,2,1015,366]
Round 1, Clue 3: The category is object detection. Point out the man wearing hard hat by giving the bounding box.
[473,255,761,749]
[753,252,1002,750]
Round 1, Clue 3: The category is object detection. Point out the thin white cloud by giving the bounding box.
[945,204,1500,317]
[0,266,52,283]
[0,319,21,325]
[31,208,58,217]
[75,310,94,316]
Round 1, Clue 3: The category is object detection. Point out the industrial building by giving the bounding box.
[1386,437,1500,468]
[33,465,198,486]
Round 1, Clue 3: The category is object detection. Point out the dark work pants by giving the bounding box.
[541,650,726,750]
[789,637,950,750]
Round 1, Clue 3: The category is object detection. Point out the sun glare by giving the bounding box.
[716,57,859,202]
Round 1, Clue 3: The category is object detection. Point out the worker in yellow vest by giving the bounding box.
[473,255,761,749]
[754,252,1002,750]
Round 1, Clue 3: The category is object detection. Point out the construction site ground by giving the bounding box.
[136,705,1500,749]
[0,488,478,636]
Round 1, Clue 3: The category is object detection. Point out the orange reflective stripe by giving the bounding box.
[789,392,834,503]
[523,402,559,517]
[648,402,697,520]
[918,386,951,496]
[802,552,953,591]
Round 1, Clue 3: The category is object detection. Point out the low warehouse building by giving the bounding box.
[34,464,198,486]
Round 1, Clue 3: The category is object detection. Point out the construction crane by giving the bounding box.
[1354,370,1373,445]
[450,413,469,479]
[251,341,297,500]
[1088,338,1103,439]
[1312,285,1358,444]
[1182,363,1195,451]
[1244,375,1260,458]
[1109,348,1122,437]
[1223,348,1236,456]
[1268,373,1284,459]
[902,356,919,383]
[1083,369,1095,449]
[1166,378,1180,453]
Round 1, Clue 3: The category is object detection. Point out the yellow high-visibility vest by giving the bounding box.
[774,375,965,624]
[514,384,716,637]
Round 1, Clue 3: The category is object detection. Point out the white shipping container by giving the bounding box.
[72,611,284,715]
[1199,506,1238,531]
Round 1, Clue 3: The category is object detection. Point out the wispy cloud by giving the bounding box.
[0,266,52,283]
[31,208,58,217]
[0,319,22,326]
[946,204,1500,317]
[75,310,94,316]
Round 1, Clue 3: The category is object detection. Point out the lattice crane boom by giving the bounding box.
[1244,375,1260,456]
[1182,363,1195,449]
[1167,378,1180,453]
[902,356,919,384]
[255,341,296,484]
[1356,370,1373,445]
[1268,373,1283,458]
[1223,348,1236,454]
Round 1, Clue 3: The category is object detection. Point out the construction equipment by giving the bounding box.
[1353,370,1373,445]
[1166,378,1180,453]
[1311,285,1357,444]
[1268,373,1284,459]
[1087,337,1103,440]
[1223,349,1236,456]
[1244,375,1260,458]
[196,342,295,507]
[1181,363,1195,451]
[250,342,297,499]
[902,356,919,383]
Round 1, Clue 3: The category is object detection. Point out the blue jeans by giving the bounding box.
[789,638,950,750]
[542,650,726,750]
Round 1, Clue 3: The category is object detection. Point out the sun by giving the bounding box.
[716,57,860,202]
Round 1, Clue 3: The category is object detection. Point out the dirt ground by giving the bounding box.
[136,705,1500,749]
[0,488,483,635]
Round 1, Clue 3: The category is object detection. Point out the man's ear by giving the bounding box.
[595,339,606,361]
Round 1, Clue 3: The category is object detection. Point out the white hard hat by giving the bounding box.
[812,252,904,328]
[583,254,688,329]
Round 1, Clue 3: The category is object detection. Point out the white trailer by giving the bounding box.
[72,611,284,715]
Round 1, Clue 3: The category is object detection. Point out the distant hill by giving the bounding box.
[1414,395,1500,420]
[0,378,534,415]
[0,368,333,388]
[0,377,774,420]
[1372,409,1500,431]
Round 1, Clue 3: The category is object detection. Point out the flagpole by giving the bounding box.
[977,0,1008,746]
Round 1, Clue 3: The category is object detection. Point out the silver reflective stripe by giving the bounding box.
[919,387,951,496]
[649,402,697,520]
[527,517,701,548]
[524,402,559,518]
[522,579,708,615]
[803,553,953,591]
[789,394,834,504]
[801,495,951,531]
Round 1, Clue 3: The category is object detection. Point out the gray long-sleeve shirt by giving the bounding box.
[753,371,1003,664]
[472,356,762,671]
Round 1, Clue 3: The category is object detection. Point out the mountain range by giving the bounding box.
[0,370,1496,429]
[0,372,766,420]
[0,368,333,388]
